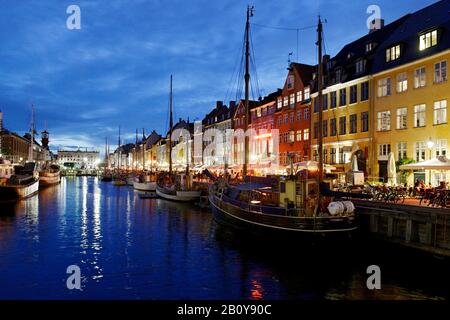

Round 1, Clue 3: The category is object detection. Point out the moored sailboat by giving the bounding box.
[209,11,357,241]
[156,75,201,202]
[112,127,127,186]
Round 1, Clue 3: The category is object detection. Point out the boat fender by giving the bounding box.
[327,201,345,216]
[342,201,355,214]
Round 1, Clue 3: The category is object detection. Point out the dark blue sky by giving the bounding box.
[0,0,437,153]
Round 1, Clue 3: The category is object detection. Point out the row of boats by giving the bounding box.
[0,159,61,201]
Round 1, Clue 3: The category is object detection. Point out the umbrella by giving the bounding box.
[351,154,359,171]
[387,152,397,186]
[292,161,336,173]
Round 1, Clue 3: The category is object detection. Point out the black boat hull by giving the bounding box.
[209,192,357,243]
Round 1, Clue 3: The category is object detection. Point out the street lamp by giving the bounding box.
[427,138,434,185]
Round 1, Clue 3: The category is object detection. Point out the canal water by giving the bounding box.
[0,177,448,300]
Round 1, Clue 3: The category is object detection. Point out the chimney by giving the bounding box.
[216,101,223,109]
[229,101,236,110]
[369,18,384,33]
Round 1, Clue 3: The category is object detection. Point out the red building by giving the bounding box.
[275,63,315,167]
[231,99,258,167]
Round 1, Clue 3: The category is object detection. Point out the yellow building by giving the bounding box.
[311,16,407,179]
[371,1,449,186]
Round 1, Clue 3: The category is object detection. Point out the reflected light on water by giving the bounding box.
[250,279,264,300]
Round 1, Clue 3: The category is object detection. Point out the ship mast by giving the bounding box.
[317,17,324,184]
[169,75,173,175]
[118,126,121,172]
[135,129,138,172]
[243,5,254,177]
[28,104,35,162]
[105,137,109,168]
[142,128,145,171]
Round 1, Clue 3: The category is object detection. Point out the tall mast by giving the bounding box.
[142,128,145,171]
[105,137,108,167]
[186,120,189,175]
[135,128,138,172]
[169,75,173,175]
[28,104,35,162]
[118,126,121,171]
[243,5,253,177]
[317,17,324,184]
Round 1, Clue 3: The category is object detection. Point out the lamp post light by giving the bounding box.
[427,138,434,185]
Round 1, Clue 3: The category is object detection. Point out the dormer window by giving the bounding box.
[419,29,438,51]
[386,45,401,62]
[336,68,342,83]
[355,59,366,74]
[287,75,295,90]
[365,42,375,53]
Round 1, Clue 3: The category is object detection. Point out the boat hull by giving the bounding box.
[112,180,127,186]
[156,186,201,202]
[209,192,357,242]
[0,179,40,202]
[39,174,60,187]
[133,181,156,191]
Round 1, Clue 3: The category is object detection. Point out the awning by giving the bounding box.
[399,156,450,170]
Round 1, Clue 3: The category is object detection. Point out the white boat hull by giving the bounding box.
[156,187,201,202]
[0,179,40,201]
[133,181,156,191]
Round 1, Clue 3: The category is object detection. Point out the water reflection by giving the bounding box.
[0,177,448,300]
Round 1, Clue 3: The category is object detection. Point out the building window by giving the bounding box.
[338,148,345,164]
[361,111,369,132]
[386,45,401,62]
[336,69,342,83]
[339,116,346,135]
[330,118,337,136]
[314,98,319,113]
[339,88,346,106]
[303,128,309,140]
[277,98,282,109]
[419,29,438,51]
[366,42,374,53]
[434,100,447,125]
[296,91,302,102]
[323,149,328,164]
[283,96,289,107]
[296,130,302,141]
[289,93,295,108]
[355,59,365,74]
[349,114,357,133]
[289,130,295,143]
[330,148,336,164]
[398,142,407,160]
[361,81,369,101]
[322,120,328,137]
[322,93,328,110]
[313,149,318,162]
[378,144,391,157]
[330,91,337,108]
[396,107,407,129]
[277,116,282,127]
[415,141,426,162]
[414,67,426,88]
[290,112,294,123]
[434,61,447,83]
[304,87,310,100]
[296,110,302,121]
[287,75,294,89]
[313,122,319,139]
[377,111,391,131]
[304,108,309,120]
[377,78,391,97]
[436,139,447,157]
[350,85,357,104]
[396,72,408,93]
[414,104,426,127]
[284,114,289,124]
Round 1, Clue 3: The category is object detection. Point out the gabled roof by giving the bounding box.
[372,0,450,73]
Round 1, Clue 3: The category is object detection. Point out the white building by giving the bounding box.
[57,150,100,169]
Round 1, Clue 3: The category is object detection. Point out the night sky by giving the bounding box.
[0,0,436,154]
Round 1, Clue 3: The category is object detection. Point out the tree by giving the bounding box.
[396,157,415,185]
